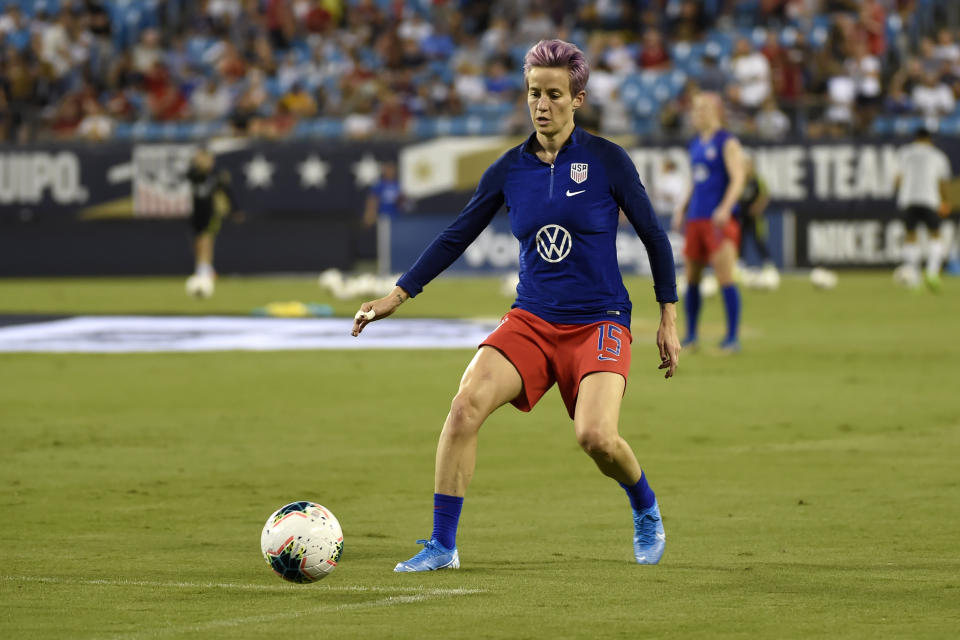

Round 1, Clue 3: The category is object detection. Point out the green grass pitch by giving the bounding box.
[1,273,958,638]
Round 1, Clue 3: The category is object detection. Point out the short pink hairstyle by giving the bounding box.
[523,39,589,96]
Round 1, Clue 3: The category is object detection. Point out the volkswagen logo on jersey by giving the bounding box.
[570,163,588,184]
[536,224,572,263]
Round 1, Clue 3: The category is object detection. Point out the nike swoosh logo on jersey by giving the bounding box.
[598,355,618,362]
[566,189,586,197]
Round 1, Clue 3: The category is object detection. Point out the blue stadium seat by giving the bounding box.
[314,118,345,138]
[749,26,768,47]
[620,76,643,106]
[294,120,315,138]
[870,117,893,136]
[671,41,693,62]
[938,115,960,135]
[668,69,688,91]
[634,96,656,118]
[632,116,656,137]
[892,116,924,136]
[703,33,731,58]
[779,26,798,46]
[732,0,760,27]
[186,36,214,66]
[652,75,675,104]
[263,77,283,98]
[637,70,660,89]
[465,116,487,135]
[671,41,706,75]
[112,122,134,140]
[412,117,438,138]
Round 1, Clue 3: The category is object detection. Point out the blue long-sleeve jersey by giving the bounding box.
[396,128,678,329]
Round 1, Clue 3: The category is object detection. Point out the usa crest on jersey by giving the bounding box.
[570,163,588,184]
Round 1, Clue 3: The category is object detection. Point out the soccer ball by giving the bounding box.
[260,501,344,583]
[892,264,920,288]
[810,267,838,289]
[185,274,214,298]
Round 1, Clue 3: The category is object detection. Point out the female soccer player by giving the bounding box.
[352,40,680,569]
[671,92,746,352]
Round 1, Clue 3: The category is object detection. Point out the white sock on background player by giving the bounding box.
[902,242,922,280]
[926,238,944,277]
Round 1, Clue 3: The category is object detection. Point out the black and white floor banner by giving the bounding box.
[0,316,499,353]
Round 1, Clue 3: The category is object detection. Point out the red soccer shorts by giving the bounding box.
[684,218,741,263]
[479,308,632,419]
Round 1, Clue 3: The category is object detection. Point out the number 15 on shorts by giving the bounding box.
[597,324,623,361]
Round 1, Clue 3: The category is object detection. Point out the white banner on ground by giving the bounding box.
[0,316,499,353]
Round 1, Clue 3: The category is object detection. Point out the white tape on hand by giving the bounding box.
[354,309,376,321]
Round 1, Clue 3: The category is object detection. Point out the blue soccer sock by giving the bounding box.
[620,472,656,511]
[684,281,701,341]
[721,284,741,341]
[431,493,463,550]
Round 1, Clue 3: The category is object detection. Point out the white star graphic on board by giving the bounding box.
[244,154,275,188]
[298,155,330,188]
[351,153,381,188]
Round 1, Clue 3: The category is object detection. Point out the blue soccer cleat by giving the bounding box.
[393,539,460,572]
[681,336,699,351]
[632,501,666,565]
[717,337,741,354]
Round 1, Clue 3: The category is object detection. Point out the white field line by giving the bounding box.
[1,574,481,595]
[2,575,484,640]
[104,593,454,640]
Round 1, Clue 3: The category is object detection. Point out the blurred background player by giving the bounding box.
[672,93,746,352]
[353,39,679,570]
[738,156,779,287]
[185,146,233,297]
[363,161,403,275]
[894,128,953,292]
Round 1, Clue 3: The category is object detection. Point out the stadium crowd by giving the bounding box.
[1,0,959,143]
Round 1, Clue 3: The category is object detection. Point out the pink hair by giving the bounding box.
[523,39,589,96]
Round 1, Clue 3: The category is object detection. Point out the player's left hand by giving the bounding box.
[657,304,680,379]
[938,202,952,218]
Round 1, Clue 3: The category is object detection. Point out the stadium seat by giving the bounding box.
[938,115,960,135]
[112,122,134,140]
[892,116,925,136]
[871,117,893,136]
[634,96,656,118]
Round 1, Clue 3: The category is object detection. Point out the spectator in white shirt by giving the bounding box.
[77,103,114,141]
[847,38,882,131]
[911,71,956,119]
[728,38,771,113]
[132,28,163,74]
[825,68,857,135]
[933,28,960,68]
[190,78,233,121]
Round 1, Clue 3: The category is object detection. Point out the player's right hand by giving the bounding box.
[711,205,732,227]
[351,287,408,337]
[656,303,680,379]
